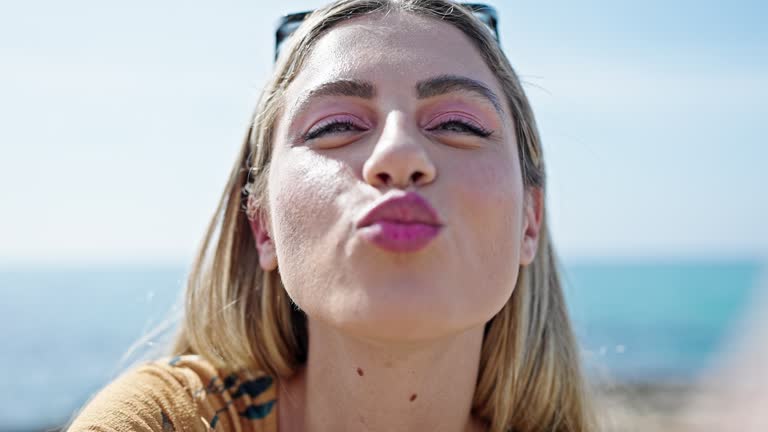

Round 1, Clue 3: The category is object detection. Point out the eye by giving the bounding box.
[303,117,368,141]
[425,115,493,137]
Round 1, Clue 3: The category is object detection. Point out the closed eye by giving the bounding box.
[426,119,493,137]
[304,119,367,141]
[424,112,494,137]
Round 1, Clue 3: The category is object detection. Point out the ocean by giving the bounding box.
[0,259,763,431]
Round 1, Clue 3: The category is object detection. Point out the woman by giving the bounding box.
[69,1,594,431]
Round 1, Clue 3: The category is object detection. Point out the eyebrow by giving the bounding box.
[289,74,504,121]
[416,74,503,115]
[288,80,375,122]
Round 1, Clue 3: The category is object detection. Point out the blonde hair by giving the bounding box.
[170,1,595,431]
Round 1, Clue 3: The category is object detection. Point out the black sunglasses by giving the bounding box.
[273,3,499,62]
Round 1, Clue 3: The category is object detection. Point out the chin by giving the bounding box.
[334,314,467,343]
[323,289,490,343]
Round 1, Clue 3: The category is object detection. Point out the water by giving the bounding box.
[562,260,762,381]
[0,267,187,431]
[0,260,763,431]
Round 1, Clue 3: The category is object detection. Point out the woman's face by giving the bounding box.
[261,11,538,341]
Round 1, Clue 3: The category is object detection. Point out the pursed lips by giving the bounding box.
[356,192,443,229]
[355,192,444,253]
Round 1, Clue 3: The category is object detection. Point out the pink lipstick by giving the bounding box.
[356,192,444,253]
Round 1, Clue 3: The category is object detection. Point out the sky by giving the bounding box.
[1,0,766,266]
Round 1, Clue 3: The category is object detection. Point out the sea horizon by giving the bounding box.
[1,257,764,431]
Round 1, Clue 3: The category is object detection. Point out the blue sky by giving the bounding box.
[1,0,766,265]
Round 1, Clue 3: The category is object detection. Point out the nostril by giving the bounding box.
[377,173,391,184]
[374,171,426,187]
[411,172,424,184]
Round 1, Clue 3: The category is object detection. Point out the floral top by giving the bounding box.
[68,354,278,431]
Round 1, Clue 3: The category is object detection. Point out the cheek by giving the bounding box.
[451,148,524,237]
[266,148,358,305]
[269,149,344,255]
[446,146,525,302]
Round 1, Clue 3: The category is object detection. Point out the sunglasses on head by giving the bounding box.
[273,3,499,62]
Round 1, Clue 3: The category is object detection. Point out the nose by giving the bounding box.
[362,112,437,189]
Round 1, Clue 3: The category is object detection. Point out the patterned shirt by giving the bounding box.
[68,354,278,431]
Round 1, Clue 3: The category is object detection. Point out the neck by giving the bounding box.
[278,320,487,432]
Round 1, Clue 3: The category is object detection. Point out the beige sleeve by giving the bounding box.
[67,362,207,432]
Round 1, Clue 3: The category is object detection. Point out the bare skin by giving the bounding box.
[276,322,488,432]
[248,11,543,432]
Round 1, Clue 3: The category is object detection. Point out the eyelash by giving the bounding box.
[304,119,363,141]
[426,118,493,137]
[303,117,493,141]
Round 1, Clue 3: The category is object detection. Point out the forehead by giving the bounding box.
[288,11,502,97]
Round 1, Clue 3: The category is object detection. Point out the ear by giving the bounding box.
[246,195,278,272]
[519,187,544,267]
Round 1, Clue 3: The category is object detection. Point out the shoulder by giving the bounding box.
[68,354,278,432]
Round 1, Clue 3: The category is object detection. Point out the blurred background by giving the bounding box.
[1,0,766,430]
